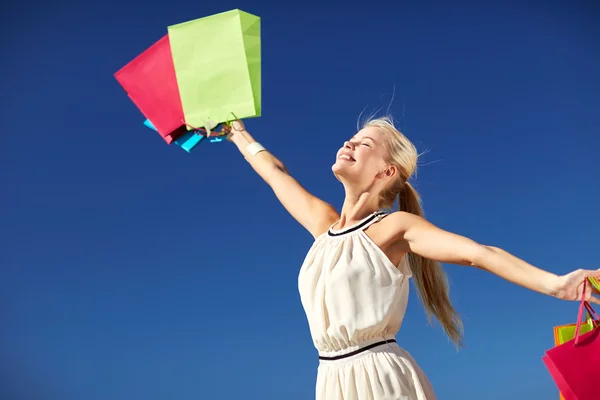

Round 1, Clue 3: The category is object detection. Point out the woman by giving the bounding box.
[226,116,599,400]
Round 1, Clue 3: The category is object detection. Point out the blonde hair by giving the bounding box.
[364,116,464,348]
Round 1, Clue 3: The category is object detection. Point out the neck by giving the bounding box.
[338,186,381,229]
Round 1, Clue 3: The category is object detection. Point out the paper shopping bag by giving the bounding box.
[543,327,599,400]
[143,119,204,152]
[552,305,598,400]
[554,317,597,346]
[543,280,600,400]
[554,278,600,347]
[115,34,186,144]
[129,94,188,144]
[167,9,261,130]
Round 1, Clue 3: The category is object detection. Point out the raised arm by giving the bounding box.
[386,211,600,303]
[227,121,339,238]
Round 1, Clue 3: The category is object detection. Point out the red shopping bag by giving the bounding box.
[127,93,187,145]
[543,280,600,400]
[552,300,598,400]
[114,34,185,144]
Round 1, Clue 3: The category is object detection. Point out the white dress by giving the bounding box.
[298,211,436,400]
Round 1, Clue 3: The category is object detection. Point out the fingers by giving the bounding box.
[230,120,245,131]
[588,296,600,306]
[225,120,246,142]
[587,274,600,294]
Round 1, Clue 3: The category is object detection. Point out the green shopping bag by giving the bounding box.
[168,9,261,130]
[554,315,596,345]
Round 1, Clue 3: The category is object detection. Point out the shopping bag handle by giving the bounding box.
[180,113,239,138]
[585,302,598,321]
[574,279,599,346]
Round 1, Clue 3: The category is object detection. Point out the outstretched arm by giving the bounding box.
[227,121,339,238]
[387,211,600,303]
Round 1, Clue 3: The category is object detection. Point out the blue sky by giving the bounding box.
[1,1,599,399]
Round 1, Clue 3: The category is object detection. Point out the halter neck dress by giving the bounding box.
[297,211,436,400]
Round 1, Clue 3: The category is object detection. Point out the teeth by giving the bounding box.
[340,155,354,161]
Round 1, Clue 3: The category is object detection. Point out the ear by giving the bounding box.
[384,165,398,178]
[376,165,398,180]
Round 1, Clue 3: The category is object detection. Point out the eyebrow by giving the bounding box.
[351,136,376,143]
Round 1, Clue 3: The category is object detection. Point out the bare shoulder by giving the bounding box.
[310,204,340,239]
[366,211,434,257]
[380,210,428,235]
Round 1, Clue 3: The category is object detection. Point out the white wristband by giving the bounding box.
[246,142,266,156]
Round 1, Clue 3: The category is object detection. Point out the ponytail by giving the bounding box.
[364,115,463,347]
[399,182,464,348]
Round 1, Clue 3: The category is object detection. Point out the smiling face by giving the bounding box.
[331,126,397,190]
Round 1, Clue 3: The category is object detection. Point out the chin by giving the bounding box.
[331,161,347,174]
[331,162,344,181]
[331,161,356,182]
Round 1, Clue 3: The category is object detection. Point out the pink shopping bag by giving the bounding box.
[115,34,186,144]
[543,280,600,400]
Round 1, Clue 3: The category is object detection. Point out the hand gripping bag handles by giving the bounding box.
[114,8,261,152]
[543,279,600,400]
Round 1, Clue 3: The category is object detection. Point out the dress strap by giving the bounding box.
[328,211,387,237]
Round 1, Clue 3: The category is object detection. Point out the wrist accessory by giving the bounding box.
[246,142,266,156]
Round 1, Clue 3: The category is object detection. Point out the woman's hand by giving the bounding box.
[225,120,248,144]
[554,269,600,304]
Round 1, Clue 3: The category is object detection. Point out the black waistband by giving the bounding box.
[318,339,397,361]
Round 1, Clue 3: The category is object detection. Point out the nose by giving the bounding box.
[344,141,354,149]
